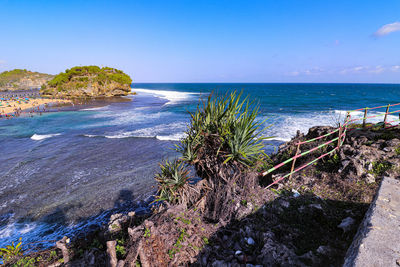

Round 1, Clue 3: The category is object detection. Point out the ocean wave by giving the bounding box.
[262,109,400,142]
[81,106,109,111]
[156,133,185,141]
[88,111,169,127]
[334,110,363,116]
[31,133,61,141]
[270,137,292,142]
[83,122,187,141]
[132,88,200,105]
[83,134,98,138]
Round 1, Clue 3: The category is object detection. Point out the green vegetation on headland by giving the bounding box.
[41,66,132,98]
[0,69,53,91]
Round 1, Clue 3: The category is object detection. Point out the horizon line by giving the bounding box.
[132,82,400,85]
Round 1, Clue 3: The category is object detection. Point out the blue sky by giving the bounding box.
[0,0,399,83]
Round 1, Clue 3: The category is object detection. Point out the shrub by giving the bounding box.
[395,146,400,155]
[178,91,270,168]
[0,237,23,264]
[168,91,272,221]
[369,161,392,177]
[154,159,191,205]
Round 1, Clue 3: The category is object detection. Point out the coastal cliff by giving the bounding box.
[40,66,132,98]
[0,69,53,91]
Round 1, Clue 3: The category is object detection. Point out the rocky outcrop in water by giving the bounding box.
[0,69,53,91]
[40,66,132,98]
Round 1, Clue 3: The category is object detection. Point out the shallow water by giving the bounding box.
[1,83,400,248]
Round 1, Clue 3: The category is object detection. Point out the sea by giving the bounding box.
[1,83,400,249]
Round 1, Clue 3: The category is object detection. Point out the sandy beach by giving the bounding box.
[0,98,71,115]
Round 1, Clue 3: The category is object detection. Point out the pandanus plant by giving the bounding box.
[155,91,272,220]
[179,91,270,169]
[154,159,191,205]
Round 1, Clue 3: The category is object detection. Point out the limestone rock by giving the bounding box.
[338,217,355,233]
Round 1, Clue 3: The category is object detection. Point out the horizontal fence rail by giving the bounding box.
[262,102,400,189]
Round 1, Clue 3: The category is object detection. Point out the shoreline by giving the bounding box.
[0,96,133,118]
[0,98,72,117]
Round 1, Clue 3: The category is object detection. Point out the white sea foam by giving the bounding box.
[133,88,200,105]
[263,109,400,142]
[19,223,36,234]
[83,134,97,138]
[31,133,61,141]
[84,122,187,141]
[88,110,169,127]
[81,106,109,111]
[270,137,292,142]
[156,133,186,141]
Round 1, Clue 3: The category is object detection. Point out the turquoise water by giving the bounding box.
[1,83,400,248]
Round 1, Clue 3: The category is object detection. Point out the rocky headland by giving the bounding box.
[40,66,132,98]
[0,69,53,91]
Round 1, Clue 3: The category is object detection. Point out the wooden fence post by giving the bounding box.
[383,104,390,128]
[337,123,343,148]
[289,143,300,180]
[343,112,350,145]
[362,108,368,128]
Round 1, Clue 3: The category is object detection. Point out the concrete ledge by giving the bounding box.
[344,177,400,267]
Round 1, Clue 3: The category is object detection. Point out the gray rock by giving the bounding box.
[383,147,392,152]
[367,163,373,171]
[280,200,290,208]
[340,160,351,172]
[201,255,208,266]
[246,237,255,246]
[235,250,243,256]
[107,213,128,234]
[245,226,253,237]
[316,245,331,255]
[366,173,376,184]
[233,242,242,251]
[338,217,355,233]
[300,251,319,265]
[292,189,300,197]
[212,260,230,267]
[309,204,323,210]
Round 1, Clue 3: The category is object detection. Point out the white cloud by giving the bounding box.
[290,65,400,77]
[287,68,324,76]
[374,22,400,37]
[369,65,385,74]
[339,65,400,75]
[391,65,400,72]
[339,66,368,74]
